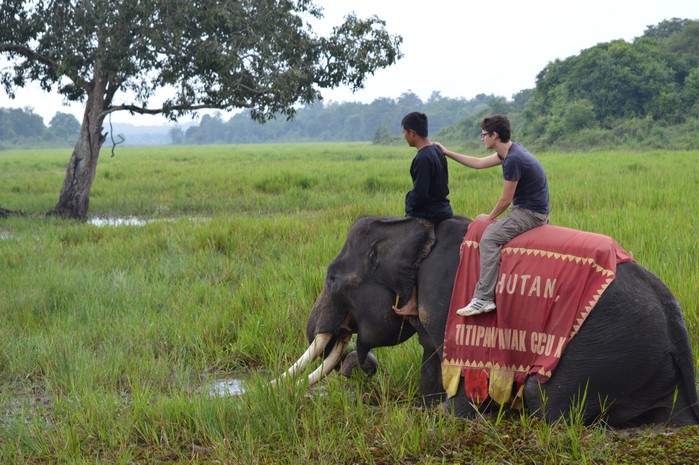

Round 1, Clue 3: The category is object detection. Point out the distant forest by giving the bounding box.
[0,109,80,148]
[2,18,698,152]
[172,91,526,146]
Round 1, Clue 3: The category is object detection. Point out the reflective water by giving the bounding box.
[205,375,330,398]
[88,216,210,227]
[89,217,149,227]
[207,378,247,397]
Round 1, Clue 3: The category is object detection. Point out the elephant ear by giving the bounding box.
[366,216,436,304]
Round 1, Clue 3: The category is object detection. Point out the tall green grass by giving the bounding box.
[1,144,697,464]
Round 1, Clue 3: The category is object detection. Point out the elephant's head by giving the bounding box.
[277,216,435,384]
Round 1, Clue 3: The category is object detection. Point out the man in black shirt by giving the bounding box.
[402,112,453,224]
[393,112,452,316]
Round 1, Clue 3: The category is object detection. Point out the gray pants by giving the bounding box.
[473,206,549,301]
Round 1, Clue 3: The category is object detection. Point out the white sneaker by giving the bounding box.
[456,298,496,317]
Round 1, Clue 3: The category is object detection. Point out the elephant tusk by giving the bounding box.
[271,333,332,385]
[306,337,349,387]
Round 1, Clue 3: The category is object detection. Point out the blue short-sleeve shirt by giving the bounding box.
[498,143,549,214]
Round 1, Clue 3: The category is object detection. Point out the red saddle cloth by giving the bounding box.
[441,220,634,406]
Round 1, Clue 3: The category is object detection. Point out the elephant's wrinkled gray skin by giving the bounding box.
[304,216,699,426]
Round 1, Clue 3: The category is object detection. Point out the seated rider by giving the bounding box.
[437,115,550,316]
[393,112,453,317]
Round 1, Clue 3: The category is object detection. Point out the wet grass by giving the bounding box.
[0,144,698,463]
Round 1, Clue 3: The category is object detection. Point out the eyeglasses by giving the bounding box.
[480,132,491,139]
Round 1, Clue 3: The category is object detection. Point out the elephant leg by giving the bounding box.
[521,368,675,426]
[417,341,445,405]
[439,383,476,418]
[521,377,606,424]
[438,380,497,418]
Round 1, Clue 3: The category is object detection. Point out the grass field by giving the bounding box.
[1,144,697,464]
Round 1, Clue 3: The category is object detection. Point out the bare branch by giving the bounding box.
[102,102,252,119]
[0,44,58,73]
[0,43,89,91]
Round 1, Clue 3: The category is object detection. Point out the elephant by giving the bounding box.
[283,215,699,427]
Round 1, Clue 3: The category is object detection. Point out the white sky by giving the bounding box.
[1,0,698,125]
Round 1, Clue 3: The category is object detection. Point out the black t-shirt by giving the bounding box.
[405,144,453,222]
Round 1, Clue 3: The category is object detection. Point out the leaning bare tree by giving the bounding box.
[0,0,402,219]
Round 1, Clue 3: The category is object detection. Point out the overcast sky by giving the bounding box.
[1,0,698,125]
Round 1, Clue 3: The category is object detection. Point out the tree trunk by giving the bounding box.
[49,87,107,220]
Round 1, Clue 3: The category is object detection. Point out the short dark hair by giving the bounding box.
[401,112,428,137]
[481,115,511,142]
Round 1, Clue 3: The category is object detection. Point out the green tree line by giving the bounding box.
[3,18,698,151]
[518,17,699,151]
[0,108,80,148]
[175,18,699,151]
[177,91,506,144]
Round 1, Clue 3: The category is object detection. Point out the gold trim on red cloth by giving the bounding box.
[442,220,635,405]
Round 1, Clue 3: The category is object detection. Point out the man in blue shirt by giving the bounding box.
[437,115,549,316]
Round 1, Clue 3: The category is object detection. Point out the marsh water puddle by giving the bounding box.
[88,216,210,227]
[89,216,150,227]
[204,375,330,398]
[207,378,247,397]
